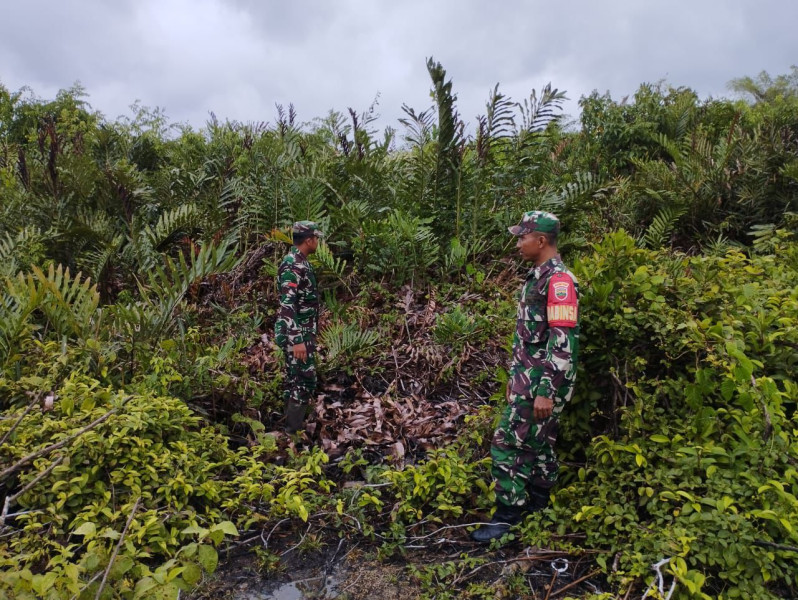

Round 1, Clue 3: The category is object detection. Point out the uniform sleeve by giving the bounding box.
[277,265,304,346]
[534,326,578,399]
[535,273,578,400]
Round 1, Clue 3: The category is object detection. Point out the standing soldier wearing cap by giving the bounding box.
[275,221,323,433]
[471,211,580,542]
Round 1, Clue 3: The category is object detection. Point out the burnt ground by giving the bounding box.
[192,533,611,600]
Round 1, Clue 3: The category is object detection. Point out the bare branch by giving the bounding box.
[0,396,132,483]
[0,455,64,527]
[0,395,40,447]
[753,540,798,553]
[95,496,141,600]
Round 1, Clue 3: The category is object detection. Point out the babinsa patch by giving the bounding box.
[547,272,578,327]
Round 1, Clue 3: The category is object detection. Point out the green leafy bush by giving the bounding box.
[538,231,798,599]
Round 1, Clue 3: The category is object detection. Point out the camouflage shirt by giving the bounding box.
[509,256,579,402]
[275,247,319,347]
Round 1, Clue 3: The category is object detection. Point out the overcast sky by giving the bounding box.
[1,0,796,135]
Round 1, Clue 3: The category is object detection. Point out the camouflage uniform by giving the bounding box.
[275,222,322,407]
[491,212,580,508]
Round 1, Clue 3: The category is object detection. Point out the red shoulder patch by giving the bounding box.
[547,272,578,327]
[286,282,298,288]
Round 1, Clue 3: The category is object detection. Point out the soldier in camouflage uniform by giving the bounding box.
[471,211,580,542]
[275,221,323,433]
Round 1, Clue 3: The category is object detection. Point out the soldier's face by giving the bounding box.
[516,232,545,262]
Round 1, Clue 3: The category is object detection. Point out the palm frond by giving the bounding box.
[476,84,516,166]
[518,84,567,134]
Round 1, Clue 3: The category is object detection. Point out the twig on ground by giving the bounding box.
[311,511,363,532]
[462,554,563,582]
[543,570,558,600]
[620,578,638,600]
[280,521,313,557]
[551,569,602,597]
[340,572,363,594]
[403,521,491,541]
[317,538,347,596]
[263,518,292,549]
[222,533,261,552]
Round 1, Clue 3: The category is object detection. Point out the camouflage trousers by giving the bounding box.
[280,342,317,406]
[490,393,562,508]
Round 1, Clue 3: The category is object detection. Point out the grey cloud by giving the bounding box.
[1,0,796,133]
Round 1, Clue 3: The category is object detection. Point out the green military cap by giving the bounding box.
[508,210,560,236]
[292,220,324,237]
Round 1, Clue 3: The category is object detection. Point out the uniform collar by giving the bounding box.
[528,255,562,280]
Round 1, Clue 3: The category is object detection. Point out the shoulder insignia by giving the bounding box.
[547,272,578,327]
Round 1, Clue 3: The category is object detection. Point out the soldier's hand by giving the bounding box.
[505,379,511,401]
[293,343,308,361]
[533,395,553,422]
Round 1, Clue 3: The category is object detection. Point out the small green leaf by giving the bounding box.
[109,555,135,580]
[133,577,157,599]
[198,545,218,573]
[180,523,208,537]
[214,521,239,537]
[73,522,96,537]
[181,563,202,586]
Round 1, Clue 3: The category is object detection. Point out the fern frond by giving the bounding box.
[32,264,100,338]
[320,320,379,364]
[311,242,348,290]
[77,234,125,286]
[538,173,603,210]
[654,133,685,167]
[0,273,44,366]
[136,238,240,338]
[0,227,44,276]
[148,203,201,250]
[780,160,798,183]
[641,206,687,249]
[284,176,327,229]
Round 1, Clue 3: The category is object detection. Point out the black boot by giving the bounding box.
[470,503,524,543]
[284,401,307,434]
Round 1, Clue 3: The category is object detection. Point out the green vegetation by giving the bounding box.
[0,63,796,599]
